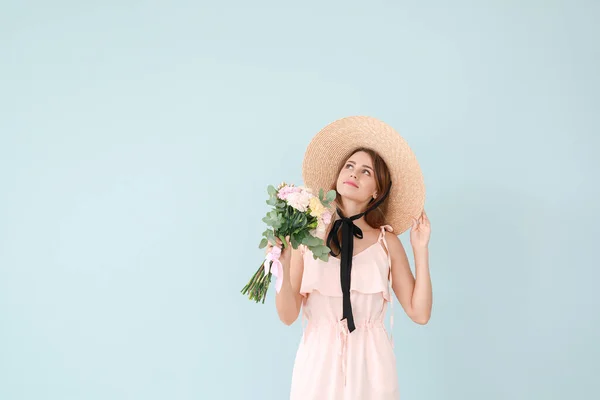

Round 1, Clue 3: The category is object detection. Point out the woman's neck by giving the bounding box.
[335,200,374,232]
[337,197,371,218]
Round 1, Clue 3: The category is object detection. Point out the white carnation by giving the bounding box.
[286,191,312,212]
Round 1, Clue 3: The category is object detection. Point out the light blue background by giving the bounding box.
[1,1,599,399]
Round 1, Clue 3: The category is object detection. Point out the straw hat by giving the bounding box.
[302,115,425,235]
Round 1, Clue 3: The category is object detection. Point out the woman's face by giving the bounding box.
[336,151,378,204]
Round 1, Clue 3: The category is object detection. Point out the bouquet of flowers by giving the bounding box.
[241,182,336,303]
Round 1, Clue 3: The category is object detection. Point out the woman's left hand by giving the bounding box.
[410,209,431,249]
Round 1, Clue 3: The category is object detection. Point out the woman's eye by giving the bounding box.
[346,164,353,169]
[363,169,370,175]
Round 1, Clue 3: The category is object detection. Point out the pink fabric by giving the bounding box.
[264,246,284,292]
[290,225,399,400]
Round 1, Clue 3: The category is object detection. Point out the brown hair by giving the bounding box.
[325,147,392,255]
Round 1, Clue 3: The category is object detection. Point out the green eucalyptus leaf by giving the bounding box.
[266,230,276,245]
[302,235,319,247]
[326,190,336,202]
[290,234,300,249]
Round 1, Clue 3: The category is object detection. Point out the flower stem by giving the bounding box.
[241,262,272,303]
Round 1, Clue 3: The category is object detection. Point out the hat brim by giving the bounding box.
[302,116,425,235]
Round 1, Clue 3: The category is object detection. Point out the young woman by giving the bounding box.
[268,116,432,400]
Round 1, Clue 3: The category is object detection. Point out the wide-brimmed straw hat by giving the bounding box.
[302,115,425,235]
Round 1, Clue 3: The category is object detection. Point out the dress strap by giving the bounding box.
[378,225,394,348]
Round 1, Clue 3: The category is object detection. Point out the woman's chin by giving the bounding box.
[336,185,351,198]
[337,188,364,202]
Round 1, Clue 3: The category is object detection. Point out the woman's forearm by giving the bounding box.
[411,246,432,324]
[275,261,301,326]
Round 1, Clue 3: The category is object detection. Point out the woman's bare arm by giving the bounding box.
[386,232,432,325]
[275,246,304,325]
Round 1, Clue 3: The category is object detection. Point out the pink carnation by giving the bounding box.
[277,185,302,200]
[286,190,312,212]
[321,210,332,225]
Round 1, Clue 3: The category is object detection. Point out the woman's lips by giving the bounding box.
[343,181,359,188]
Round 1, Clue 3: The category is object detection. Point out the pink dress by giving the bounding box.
[290,225,399,400]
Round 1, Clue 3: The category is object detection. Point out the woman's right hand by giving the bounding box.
[266,236,292,268]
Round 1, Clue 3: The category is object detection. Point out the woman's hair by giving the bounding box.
[325,147,392,254]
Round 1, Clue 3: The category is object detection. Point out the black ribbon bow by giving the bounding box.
[326,184,391,333]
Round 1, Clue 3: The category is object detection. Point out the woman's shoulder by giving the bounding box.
[376,223,400,240]
[378,225,404,254]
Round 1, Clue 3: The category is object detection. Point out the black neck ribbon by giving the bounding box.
[325,184,391,332]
